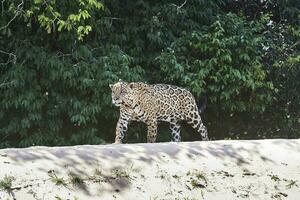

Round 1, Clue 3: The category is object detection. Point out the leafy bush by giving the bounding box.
[157,13,275,112]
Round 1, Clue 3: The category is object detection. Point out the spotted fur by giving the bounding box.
[109,80,209,143]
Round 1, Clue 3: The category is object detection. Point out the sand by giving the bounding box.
[0,139,299,200]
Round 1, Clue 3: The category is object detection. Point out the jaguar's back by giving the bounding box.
[150,84,198,122]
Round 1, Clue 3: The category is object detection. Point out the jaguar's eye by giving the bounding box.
[120,89,126,95]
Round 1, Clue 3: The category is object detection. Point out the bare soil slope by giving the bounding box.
[0,139,299,200]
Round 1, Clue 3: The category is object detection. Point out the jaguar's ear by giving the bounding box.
[109,84,113,89]
[128,83,134,89]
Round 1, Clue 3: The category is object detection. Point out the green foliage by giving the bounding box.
[68,173,84,186]
[157,13,275,112]
[0,44,143,147]
[111,169,131,180]
[0,175,15,190]
[2,0,103,40]
[49,172,68,186]
[187,170,207,189]
[286,179,298,189]
[0,0,299,147]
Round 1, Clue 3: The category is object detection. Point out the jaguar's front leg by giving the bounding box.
[146,119,157,143]
[115,116,129,144]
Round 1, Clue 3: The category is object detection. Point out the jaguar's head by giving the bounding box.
[109,79,134,107]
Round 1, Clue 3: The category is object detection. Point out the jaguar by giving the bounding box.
[109,80,209,143]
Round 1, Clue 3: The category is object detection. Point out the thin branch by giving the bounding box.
[55,51,72,58]
[0,50,17,65]
[0,0,24,31]
[171,0,187,10]
[1,0,6,16]
[0,81,14,88]
[288,40,300,51]
[102,17,124,21]
[43,0,61,21]
[0,50,15,56]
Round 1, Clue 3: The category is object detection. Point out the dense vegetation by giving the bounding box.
[0,0,299,147]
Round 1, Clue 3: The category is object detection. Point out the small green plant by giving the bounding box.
[154,170,170,181]
[187,170,207,183]
[94,169,102,176]
[172,174,180,179]
[269,174,280,182]
[112,169,130,179]
[187,170,208,189]
[271,192,288,199]
[190,179,206,189]
[286,179,298,189]
[89,169,105,183]
[55,196,63,200]
[49,172,68,187]
[68,173,84,186]
[182,197,197,200]
[195,172,207,182]
[242,170,256,176]
[159,174,166,179]
[0,175,15,190]
[217,170,234,177]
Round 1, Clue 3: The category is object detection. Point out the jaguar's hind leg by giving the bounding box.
[187,112,209,141]
[170,121,181,142]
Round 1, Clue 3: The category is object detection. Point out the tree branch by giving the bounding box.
[171,0,187,10]
[0,81,14,88]
[1,0,6,16]
[0,0,24,31]
[0,50,17,65]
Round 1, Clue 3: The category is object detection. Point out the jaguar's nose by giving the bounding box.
[112,98,121,106]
